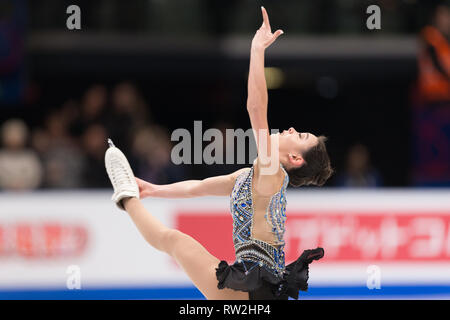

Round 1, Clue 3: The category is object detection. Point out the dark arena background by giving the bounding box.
[0,0,449,300]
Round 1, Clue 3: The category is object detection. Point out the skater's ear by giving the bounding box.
[288,153,305,168]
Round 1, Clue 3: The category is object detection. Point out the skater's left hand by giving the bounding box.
[251,7,284,51]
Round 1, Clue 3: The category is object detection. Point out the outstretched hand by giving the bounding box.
[251,6,284,50]
[135,177,157,198]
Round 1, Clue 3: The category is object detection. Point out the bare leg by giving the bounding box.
[123,197,249,300]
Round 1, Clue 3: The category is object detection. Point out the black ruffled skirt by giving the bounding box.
[216,247,324,300]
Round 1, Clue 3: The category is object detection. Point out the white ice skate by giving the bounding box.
[105,139,139,210]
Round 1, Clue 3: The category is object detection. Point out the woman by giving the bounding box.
[105,7,333,300]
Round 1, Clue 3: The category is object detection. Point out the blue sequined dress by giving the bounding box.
[215,165,324,300]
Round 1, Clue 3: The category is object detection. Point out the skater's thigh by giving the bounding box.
[164,229,249,300]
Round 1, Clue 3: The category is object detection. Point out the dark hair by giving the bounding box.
[286,136,333,187]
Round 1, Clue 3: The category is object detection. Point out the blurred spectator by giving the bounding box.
[417,3,450,103]
[25,82,156,189]
[71,84,107,137]
[335,143,382,188]
[411,2,450,186]
[0,119,42,190]
[81,124,110,188]
[131,125,187,184]
[0,0,26,105]
[60,99,80,132]
[105,81,151,154]
[34,112,84,188]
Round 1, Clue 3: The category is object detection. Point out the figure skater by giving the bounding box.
[104,7,333,300]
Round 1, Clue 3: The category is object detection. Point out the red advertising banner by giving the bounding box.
[0,223,88,258]
[176,211,450,263]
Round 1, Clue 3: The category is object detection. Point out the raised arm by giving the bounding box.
[136,168,248,199]
[247,7,283,174]
[246,7,286,196]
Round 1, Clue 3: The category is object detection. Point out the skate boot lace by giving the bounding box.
[110,155,133,189]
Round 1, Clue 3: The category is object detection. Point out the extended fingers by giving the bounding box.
[266,29,284,47]
[261,6,270,29]
[273,29,284,38]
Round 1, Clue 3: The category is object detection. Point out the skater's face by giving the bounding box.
[274,127,318,169]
